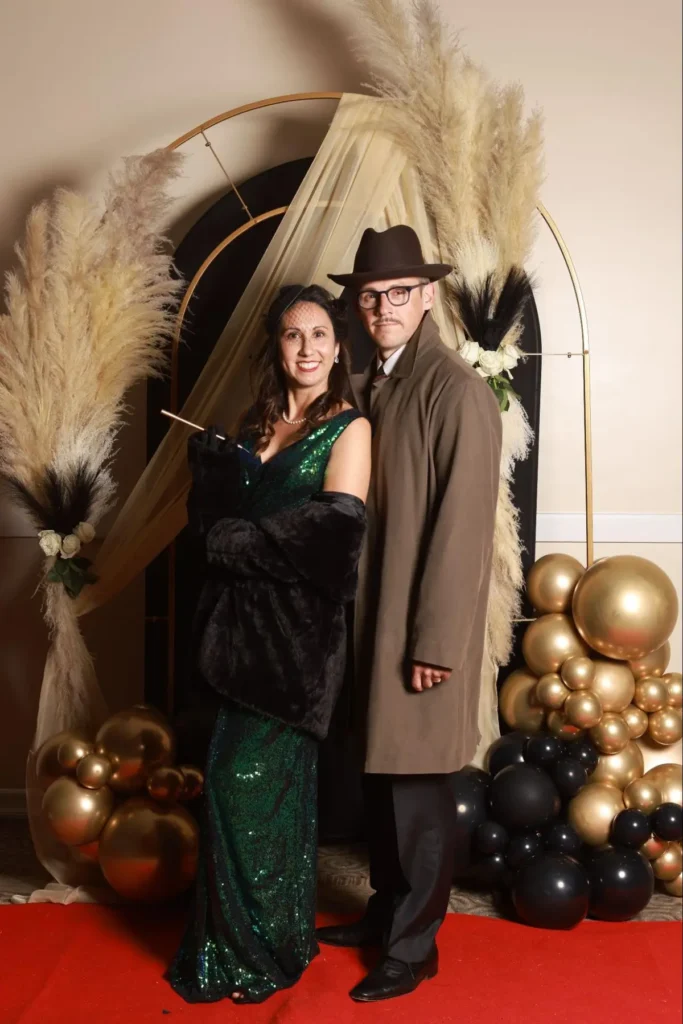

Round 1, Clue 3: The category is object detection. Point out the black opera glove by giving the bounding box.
[186,425,242,537]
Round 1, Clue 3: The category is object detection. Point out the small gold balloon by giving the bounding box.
[568,783,624,846]
[590,660,635,713]
[590,713,631,755]
[547,709,582,741]
[571,555,678,661]
[35,730,92,790]
[641,834,667,860]
[76,753,113,790]
[630,642,671,680]
[146,766,185,803]
[95,707,175,794]
[179,766,204,802]
[591,741,645,789]
[535,673,571,710]
[642,763,683,807]
[653,843,683,881]
[648,708,683,747]
[634,677,668,714]
[621,704,649,740]
[499,669,545,733]
[42,777,114,846]
[664,872,682,897]
[663,673,683,709]
[565,690,603,729]
[526,554,585,614]
[561,656,595,691]
[624,778,662,814]
[57,737,93,772]
[522,614,589,677]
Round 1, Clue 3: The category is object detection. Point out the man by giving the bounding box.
[319,225,502,1002]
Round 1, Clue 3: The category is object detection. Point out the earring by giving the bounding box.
[334,355,339,363]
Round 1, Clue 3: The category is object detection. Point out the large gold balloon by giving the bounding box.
[641,835,667,860]
[57,736,93,772]
[653,844,683,882]
[634,677,667,714]
[76,754,113,790]
[179,766,204,802]
[522,614,589,677]
[664,873,682,897]
[642,763,683,806]
[648,708,683,747]
[498,669,545,733]
[630,642,671,680]
[147,766,185,803]
[95,708,175,794]
[663,673,683,708]
[621,704,649,740]
[535,673,571,710]
[42,777,114,846]
[590,713,631,755]
[564,690,603,729]
[590,660,635,713]
[568,783,624,846]
[624,778,662,814]
[99,797,199,902]
[547,710,582,741]
[526,554,584,614]
[35,730,92,790]
[572,555,678,661]
[561,656,595,691]
[590,741,644,789]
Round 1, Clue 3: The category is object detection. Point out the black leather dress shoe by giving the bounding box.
[349,949,439,1002]
[315,918,385,948]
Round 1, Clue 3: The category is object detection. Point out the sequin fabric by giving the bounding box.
[167,409,361,1004]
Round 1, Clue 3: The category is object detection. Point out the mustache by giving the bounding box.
[373,316,402,325]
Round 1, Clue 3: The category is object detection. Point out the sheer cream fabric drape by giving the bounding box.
[28,93,499,892]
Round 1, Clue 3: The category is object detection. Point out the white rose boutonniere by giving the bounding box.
[74,521,96,544]
[38,530,62,557]
[60,534,82,559]
[460,340,481,366]
[478,349,505,378]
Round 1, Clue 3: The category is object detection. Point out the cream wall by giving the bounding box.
[0,0,680,801]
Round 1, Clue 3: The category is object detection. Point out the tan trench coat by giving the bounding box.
[352,314,502,774]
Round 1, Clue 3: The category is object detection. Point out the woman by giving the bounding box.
[167,284,371,1004]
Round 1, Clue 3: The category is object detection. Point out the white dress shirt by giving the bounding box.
[377,344,407,377]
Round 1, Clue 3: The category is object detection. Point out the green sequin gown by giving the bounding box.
[168,410,361,1004]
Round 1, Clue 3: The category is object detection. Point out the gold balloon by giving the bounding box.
[561,656,595,691]
[590,713,631,755]
[565,690,603,729]
[95,708,175,794]
[634,677,668,713]
[76,753,113,790]
[547,710,582,741]
[42,777,114,846]
[664,873,682,897]
[648,708,683,747]
[498,669,545,733]
[535,673,571,710]
[591,741,644,789]
[73,840,100,864]
[653,843,683,881]
[621,704,649,740]
[522,614,589,677]
[57,737,93,772]
[641,834,667,860]
[642,763,683,806]
[572,555,678,661]
[526,554,585,614]
[630,642,671,680]
[663,673,683,709]
[99,797,199,902]
[624,778,662,814]
[568,783,624,846]
[147,766,185,803]
[179,766,204,802]
[35,730,92,790]
[591,660,635,713]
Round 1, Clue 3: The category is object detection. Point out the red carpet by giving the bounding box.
[0,906,680,1024]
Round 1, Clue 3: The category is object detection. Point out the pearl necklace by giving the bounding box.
[282,411,307,426]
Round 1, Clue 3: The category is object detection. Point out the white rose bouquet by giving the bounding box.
[460,338,524,412]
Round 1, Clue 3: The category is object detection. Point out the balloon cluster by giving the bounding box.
[36,705,204,902]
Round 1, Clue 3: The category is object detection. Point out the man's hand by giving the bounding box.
[411,662,452,692]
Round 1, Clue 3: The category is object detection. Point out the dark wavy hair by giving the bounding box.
[242,284,351,452]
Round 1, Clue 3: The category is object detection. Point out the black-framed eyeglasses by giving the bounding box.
[357,283,426,310]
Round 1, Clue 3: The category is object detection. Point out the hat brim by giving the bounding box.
[327,263,452,288]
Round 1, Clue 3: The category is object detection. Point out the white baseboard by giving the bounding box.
[537,513,682,544]
[0,789,27,817]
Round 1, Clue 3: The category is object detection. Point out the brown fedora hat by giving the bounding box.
[328,225,452,288]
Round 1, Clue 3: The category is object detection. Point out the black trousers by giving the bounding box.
[363,772,459,964]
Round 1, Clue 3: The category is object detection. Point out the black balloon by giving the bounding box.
[563,735,599,774]
[451,771,489,877]
[512,854,589,929]
[587,847,654,922]
[475,821,509,856]
[471,852,509,888]
[488,733,529,778]
[460,766,491,793]
[489,764,561,831]
[650,802,683,842]
[610,809,651,849]
[543,821,583,857]
[524,735,562,768]
[506,833,542,869]
[552,758,588,800]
